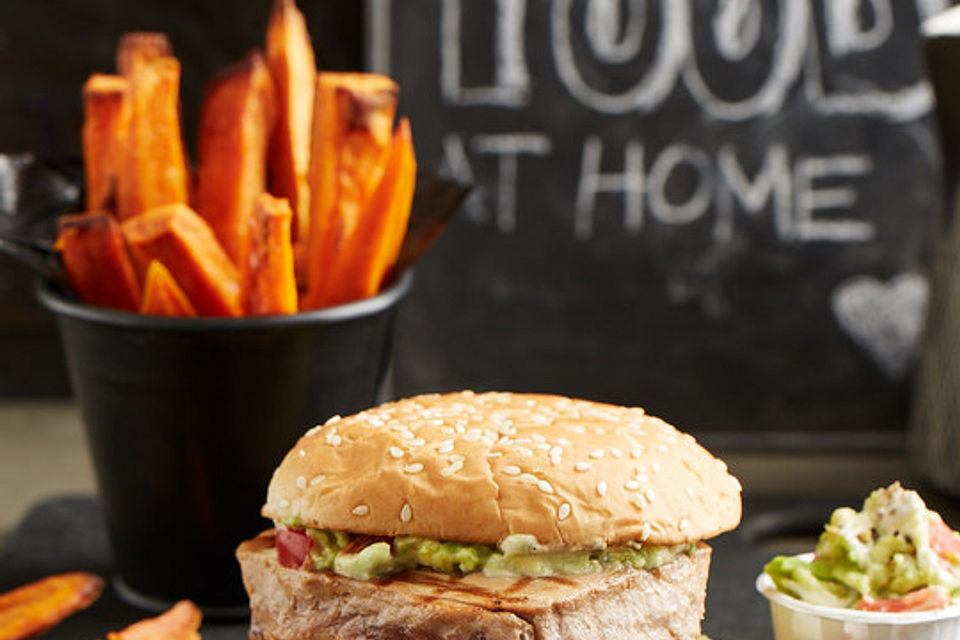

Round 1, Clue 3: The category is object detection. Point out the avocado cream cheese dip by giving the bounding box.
[765,482,960,611]
[278,523,694,581]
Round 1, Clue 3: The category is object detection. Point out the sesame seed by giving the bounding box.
[636,474,649,483]
[326,434,342,447]
[631,448,644,459]
[597,481,607,496]
[625,480,640,491]
[503,465,521,476]
[557,438,572,446]
[558,503,571,521]
[634,495,647,509]
[574,461,592,472]
[352,505,370,517]
[679,518,690,531]
[549,446,563,458]
[532,434,546,442]
[686,487,697,499]
[296,476,307,490]
[326,415,341,425]
[611,448,623,459]
[310,475,325,486]
[409,438,426,447]
[535,443,551,451]
[403,462,424,474]
[298,449,307,457]
[657,444,668,453]
[306,426,322,437]
[537,479,555,494]
[520,473,538,485]
[279,498,290,508]
[516,446,534,457]
[441,427,455,434]
[455,424,465,434]
[645,488,657,503]
[401,432,415,440]
[651,462,661,473]
[641,523,652,540]
[389,446,405,459]
[589,449,604,459]
[487,451,503,458]
[441,460,464,476]
[400,503,413,523]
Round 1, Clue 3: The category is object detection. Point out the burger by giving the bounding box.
[237,391,741,639]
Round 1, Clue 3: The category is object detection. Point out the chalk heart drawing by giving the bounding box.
[831,272,929,379]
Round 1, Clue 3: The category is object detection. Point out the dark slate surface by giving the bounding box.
[0,494,887,640]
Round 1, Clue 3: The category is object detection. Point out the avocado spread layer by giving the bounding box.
[277,521,693,580]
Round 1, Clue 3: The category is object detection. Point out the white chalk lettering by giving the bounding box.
[804,0,944,121]
[683,0,809,121]
[584,0,647,64]
[715,144,792,242]
[826,0,894,57]
[794,154,875,242]
[471,133,552,233]
[551,0,689,113]
[573,135,644,241]
[648,144,715,225]
[712,0,763,62]
[441,0,530,107]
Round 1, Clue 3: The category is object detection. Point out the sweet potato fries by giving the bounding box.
[62,0,416,317]
[0,572,104,640]
[107,600,202,640]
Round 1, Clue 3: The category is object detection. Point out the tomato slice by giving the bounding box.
[276,529,315,568]
[930,516,960,559]
[857,586,950,612]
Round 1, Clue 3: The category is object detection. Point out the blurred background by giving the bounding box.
[0,0,949,540]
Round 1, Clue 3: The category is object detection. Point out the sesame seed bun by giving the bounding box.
[262,392,742,549]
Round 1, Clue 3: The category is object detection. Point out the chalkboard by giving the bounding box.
[372,0,948,445]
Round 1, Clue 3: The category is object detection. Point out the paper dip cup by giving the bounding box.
[37,271,411,615]
[757,556,960,640]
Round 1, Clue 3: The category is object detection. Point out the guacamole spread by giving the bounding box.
[765,483,960,610]
[277,521,692,580]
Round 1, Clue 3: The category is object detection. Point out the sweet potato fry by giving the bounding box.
[117,55,189,220]
[302,72,398,309]
[318,118,416,306]
[116,32,173,77]
[122,203,242,317]
[141,260,197,317]
[82,74,131,213]
[0,572,104,640]
[107,600,201,640]
[243,194,297,315]
[196,51,276,264]
[56,212,141,311]
[266,0,316,242]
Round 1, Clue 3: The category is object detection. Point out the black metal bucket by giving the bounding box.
[36,271,411,615]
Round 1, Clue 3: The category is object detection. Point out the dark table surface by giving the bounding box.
[2,492,943,640]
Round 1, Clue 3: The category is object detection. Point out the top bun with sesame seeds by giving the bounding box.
[262,391,741,549]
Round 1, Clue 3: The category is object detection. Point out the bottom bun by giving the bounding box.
[237,531,711,640]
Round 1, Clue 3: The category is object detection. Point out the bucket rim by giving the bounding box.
[36,270,413,330]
